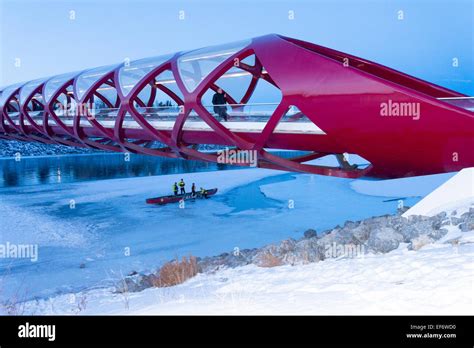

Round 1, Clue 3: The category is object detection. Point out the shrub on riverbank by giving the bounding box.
[153,256,198,288]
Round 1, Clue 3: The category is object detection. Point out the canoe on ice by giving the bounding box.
[146,188,218,205]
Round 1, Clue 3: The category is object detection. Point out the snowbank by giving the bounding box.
[21,230,474,315]
[403,168,474,217]
[350,172,455,198]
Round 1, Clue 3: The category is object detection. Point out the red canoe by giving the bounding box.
[146,188,218,205]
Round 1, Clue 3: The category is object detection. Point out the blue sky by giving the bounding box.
[1,0,473,94]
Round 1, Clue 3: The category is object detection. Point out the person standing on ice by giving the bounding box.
[191,183,196,197]
[173,182,178,196]
[178,179,186,194]
[212,88,229,121]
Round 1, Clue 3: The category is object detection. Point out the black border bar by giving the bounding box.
[0,315,472,346]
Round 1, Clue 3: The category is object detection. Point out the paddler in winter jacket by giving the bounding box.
[178,179,186,194]
[173,182,178,196]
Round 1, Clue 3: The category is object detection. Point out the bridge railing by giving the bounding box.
[437,97,474,112]
[8,103,312,124]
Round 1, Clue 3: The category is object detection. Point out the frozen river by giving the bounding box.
[0,153,427,303]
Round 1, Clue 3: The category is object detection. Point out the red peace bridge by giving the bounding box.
[1,34,473,178]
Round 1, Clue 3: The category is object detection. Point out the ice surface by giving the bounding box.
[351,172,456,197]
[0,163,421,302]
[2,154,470,315]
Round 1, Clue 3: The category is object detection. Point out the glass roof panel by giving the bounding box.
[0,83,23,108]
[19,78,48,105]
[43,71,80,103]
[118,54,173,97]
[75,64,118,101]
[177,39,251,92]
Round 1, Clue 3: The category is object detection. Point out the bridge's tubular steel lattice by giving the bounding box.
[1,34,472,178]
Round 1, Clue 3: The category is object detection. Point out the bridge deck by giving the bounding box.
[8,109,326,135]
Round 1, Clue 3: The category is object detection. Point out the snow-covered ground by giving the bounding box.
[9,167,473,315]
[21,228,474,315]
[403,168,474,217]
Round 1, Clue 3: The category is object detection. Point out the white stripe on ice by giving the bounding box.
[350,172,455,198]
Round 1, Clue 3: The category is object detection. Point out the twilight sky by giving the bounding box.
[1,0,472,94]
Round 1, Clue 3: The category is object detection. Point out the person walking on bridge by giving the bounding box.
[212,88,229,122]
[178,179,186,194]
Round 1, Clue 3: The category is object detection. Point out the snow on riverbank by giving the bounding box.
[22,228,474,315]
[403,168,474,217]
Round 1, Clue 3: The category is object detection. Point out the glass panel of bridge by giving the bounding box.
[154,69,184,102]
[20,78,47,105]
[213,66,253,103]
[44,72,79,103]
[177,39,251,92]
[133,88,181,122]
[75,65,118,101]
[94,83,118,107]
[118,54,173,97]
[240,55,255,67]
[227,78,282,122]
[198,71,282,123]
[0,83,22,108]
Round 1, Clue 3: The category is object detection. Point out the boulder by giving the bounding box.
[450,216,463,225]
[398,216,434,242]
[115,273,158,293]
[351,223,371,243]
[287,238,321,264]
[303,229,317,239]
[459,222,473,232]
[431,212,449,230]
[198,248,257,272]
[368,227,404,253]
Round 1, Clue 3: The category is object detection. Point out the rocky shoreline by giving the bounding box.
[0,139,228,158]
[0,139,99,157]
[117,207,474,293]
